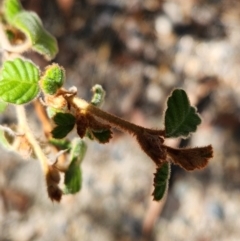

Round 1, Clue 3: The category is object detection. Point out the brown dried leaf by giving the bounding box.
[166,145,213,171]
[47,185,62,202]
[76,113,88,138]
[136,132,167,167]
[46,165,62,202]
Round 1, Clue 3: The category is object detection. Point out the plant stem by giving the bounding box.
[70,96,165,136]
[16,105,49,174]
[87,103,145,134]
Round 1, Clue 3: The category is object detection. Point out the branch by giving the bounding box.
[15,105,49,173]
[68,95,165,137]
[15,105,62,201]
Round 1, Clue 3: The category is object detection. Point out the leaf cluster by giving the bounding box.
[0,0,213,202]
[3,0,58,59]
[136,89,213,200]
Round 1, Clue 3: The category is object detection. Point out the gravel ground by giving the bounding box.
[1,0,240,240]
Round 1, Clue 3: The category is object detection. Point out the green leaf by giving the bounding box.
[13,11,58,60]
[51,113,76,139]
[63,139,87,194]
[152,162,170,201]
[51,126,72,139]
[3,0,58,60]
[0,101,8,113]
[3,0,22,22]
[165,89,201,138]
[64,160,82,194]
[46,106,66,119]
[49,138,71,150]
[40,64,65,95]
[91,84,106,107]
[53,112,76,126]
[69,138,87,164]
[91,129,112,143]
[0,58,40,104]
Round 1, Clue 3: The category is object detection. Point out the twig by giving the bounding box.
[33,100,53,137]
[15,105,49,174]
[67,95,165,136]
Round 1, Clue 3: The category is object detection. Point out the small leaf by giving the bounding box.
[69,138,87,164]
[52,112,76,126]
[152,162,170,201]
[14,11,58,60]
[76,113,88,138]
[3,1,58,60]
[0,58,40,104]
[51,113,76,139]
[3,0,22,22]
[136,132,167,166]
[91,84,106,107]
[51,127,67,140]
[46,165,62,202]
[165,89,201,138]
[63,139,87,194]
[166,145,213,171]
[91,129,112,143]
[3,0,58,60]
[63,161,82,194]
[49,138,71,150]
[40,64,65,95]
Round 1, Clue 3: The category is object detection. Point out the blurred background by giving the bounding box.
[1,0,240,240]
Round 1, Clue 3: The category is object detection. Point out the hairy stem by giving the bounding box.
[16,105,50,174]
[34,100,53,137]
[69,96,165,136]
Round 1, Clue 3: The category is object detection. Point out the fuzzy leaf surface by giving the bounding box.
[51,113,76,139]
[165,89,201,138]
[0,58,40,104]
[3,0,58,60]
[152,162,170,201]
[166,145,213,171]
[40,64,65,95]
[91,129,112,143]
[69,139,87,164]
[64,160,82,194]
[13,11,58,60]
[3,0,22,22]
[63,139,87,194]
[136,132,166,166]
[91,84,106,107]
